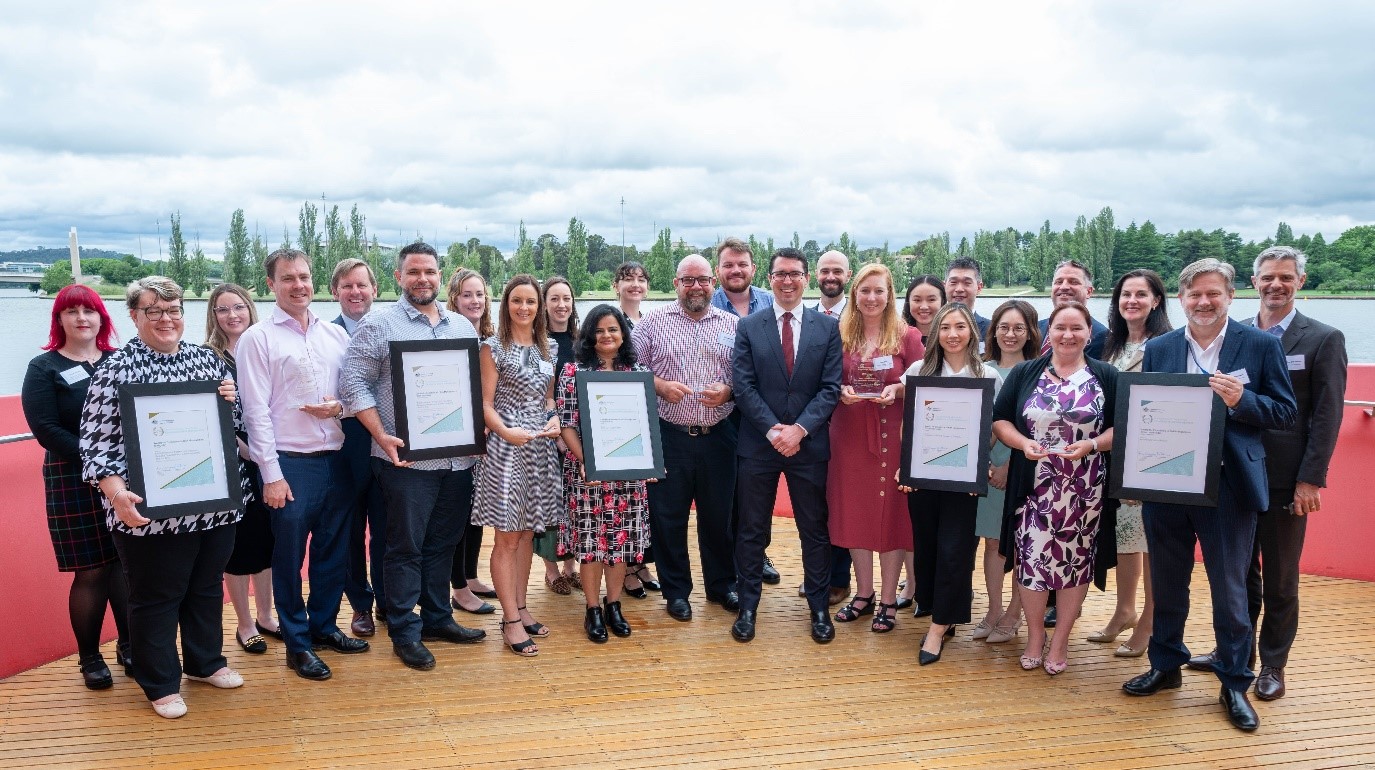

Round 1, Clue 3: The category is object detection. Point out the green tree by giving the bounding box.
[513,221,536,276]
[249,232,269,296]
[187,239,208,297]
[40,260,73,293]
[298,202,322,278]
[647,228,673,293]
[167,212,189,286]
[1275,222,1294,246]
[1330,225,1375,273]
[224,209,249,287]
[566,217,590,296]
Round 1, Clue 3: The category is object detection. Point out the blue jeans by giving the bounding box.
[374,460,472,645]
[271,453,352,653]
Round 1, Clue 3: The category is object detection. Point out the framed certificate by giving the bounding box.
[1109,372,1225,506]
[900,375,994,494]
[575,370,665,482]
[118,381,242,520]
[390,339,486,461]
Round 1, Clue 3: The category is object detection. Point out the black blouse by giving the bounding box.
[21,349,112,461]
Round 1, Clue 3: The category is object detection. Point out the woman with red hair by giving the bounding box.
[21,284,131,690]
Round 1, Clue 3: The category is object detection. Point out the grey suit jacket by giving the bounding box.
[1241,310,1347,489]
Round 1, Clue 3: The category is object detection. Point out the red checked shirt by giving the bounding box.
[631,301,738,427]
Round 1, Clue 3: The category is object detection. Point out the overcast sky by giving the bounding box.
[2,1,1372,259]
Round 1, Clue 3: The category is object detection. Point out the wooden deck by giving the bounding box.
[3,516,1375,769]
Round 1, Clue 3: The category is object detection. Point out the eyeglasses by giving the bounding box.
[995,324,1028,335]
[213,303,249,315]
[138,305,184,320]
[677,276,715,287]
[770,271,806,282]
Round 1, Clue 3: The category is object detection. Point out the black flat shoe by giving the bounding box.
[1043,606,1058,628]
[1122,668,1182,696]
[471,588,498,599]
[623,584,649,600]
[115,641,133,671]
[761,556,781,585]
[311,631,370,654]
[79,654,113,690]
[666,598,693,621]
[236,631,268,655]
[604,599,632,637]
[256,620,283,641]
[287,650,331,681]
[421,623,487,644]
[810,609,835,644]
[585,606,608,643]
[706,590,741,611]
[451,597,496,615]
[1221,686,1259,731]
[732,609,757,642]
[393,641,436,670]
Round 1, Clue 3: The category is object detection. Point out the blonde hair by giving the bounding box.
[918,303,984,377]
[840,263,905,356]
[446,268,494,338]
[203,283,258,363]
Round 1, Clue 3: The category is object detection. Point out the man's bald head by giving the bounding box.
[816,250,852,299]
[677,254,712,277]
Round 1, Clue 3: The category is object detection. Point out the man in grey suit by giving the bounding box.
[1187,246,1347,702]
[731,247,843,644]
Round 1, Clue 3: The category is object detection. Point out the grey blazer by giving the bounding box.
[1241,310,1347,489]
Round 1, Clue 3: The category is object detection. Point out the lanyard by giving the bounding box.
[1188,344,1210,375]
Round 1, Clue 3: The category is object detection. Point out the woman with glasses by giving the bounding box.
[22,284,131,691]
[80,276,248,718]
[555,305,651,642]
[972,300,1040,645]
[1090,269,1171,657]
[471,275,564,656]
[445,268,498,614]
[203,284,280,655]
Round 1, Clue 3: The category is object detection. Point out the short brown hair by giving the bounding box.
[330,258,375,293]
[715,237,751,263]
[265,248,310,281]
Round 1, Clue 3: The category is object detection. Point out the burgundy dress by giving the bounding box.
[826,326,925,552]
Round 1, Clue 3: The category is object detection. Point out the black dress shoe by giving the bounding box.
[312,631,371,654]
[585,606,608,643]
[471,588,498,599]
[913,605,932,619]
[115,641,134,672]
[919,637,945,666]
[1044,606,1058,628]
[732,609,757,642]
[393,641,436,670]
[707,590,741,611]
[761,555,781,585]
[1221,686,1259,731]
[666,598,693,621]
[1187,649,1219,671]
[421,622,487,644]
[287,650,332,680]
[630,565,661,592]
[810,609,835,643]
[623,584,649,600]
[1255,666,1285,701]
[79,654,113,690]
[1122,668,1182,696]
[256,620,284,640]
[604,599,632,637]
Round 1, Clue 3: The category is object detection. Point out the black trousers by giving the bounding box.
[113,524,235,701]
[451,524,484,588]
[648,420,738,600]
[374,460,472,645]
[341,418,386,613]
[736,457,831,612]
[907,489,978,626]
[1144,479,1257,693]
[1247,488,1306,668]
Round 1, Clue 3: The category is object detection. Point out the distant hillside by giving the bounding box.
[0,247,138,264]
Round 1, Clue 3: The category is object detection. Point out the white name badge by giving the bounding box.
[871,355,894,371]
[1226,368,1251,385]
[717,332,735,348]
[536,359,554,376]
[1286,354,1305,371]
[1068,367,1092,386]
[60,366,90,385]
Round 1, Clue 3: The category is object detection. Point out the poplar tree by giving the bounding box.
[187,239,208,297]
[167,212,189,286]
[224,209,250,287]
[566,217,590,296]
[513,220,536,276]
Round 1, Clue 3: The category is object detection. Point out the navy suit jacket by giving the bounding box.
[1040,316,1109,359]
[732,305,842,465]
[1141,319,1297,512]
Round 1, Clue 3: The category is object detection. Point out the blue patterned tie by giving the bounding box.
[1265,324,1284,338]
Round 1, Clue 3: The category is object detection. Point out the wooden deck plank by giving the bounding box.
[3,518,1374,770]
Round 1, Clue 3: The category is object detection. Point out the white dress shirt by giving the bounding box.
[1184,322,1228,374]
[775,304,804,358]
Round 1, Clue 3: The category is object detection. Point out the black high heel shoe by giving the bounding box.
[919,627,950,666]
[623,573,648,600]
[630,564,661,592]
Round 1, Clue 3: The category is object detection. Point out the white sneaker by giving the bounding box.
[187,668,244,689]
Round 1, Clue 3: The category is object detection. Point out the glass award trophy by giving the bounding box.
[853,358,884,398]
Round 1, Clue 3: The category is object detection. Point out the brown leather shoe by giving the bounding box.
[351,611,376,637]
[1255,665,1285,700]
[827,587,848,606]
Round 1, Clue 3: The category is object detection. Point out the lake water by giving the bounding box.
[2,292,1372,395]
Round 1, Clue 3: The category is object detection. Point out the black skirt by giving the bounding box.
[43,452,118,572]
[224,460,274,576]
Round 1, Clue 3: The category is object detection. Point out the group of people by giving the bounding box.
[22,237,1343,734]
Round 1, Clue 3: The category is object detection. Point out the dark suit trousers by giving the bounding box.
[1247,488,1306,668]
[113,525,235,701]
[647,421,738,600]
[907,489,978,626]
[341,417,386,613]
[451,524,484,588]
[374,461,472,645]
[1144,480,1258,693]
[736,456,832,612]
[271,453,352,654]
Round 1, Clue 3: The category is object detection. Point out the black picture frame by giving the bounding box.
[119,380,241,520]
[575,370,665,482]
[1109,372,1226,506]
[389,338,486,461]
[899,375,994,495]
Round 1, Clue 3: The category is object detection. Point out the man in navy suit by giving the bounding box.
[1038,259,1109,360]
[730,247,843,644]
[1122,258,1297,733]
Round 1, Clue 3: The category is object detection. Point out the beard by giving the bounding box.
[819,279,845,298]
[404,286,437,306]
[681,292,710,313]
